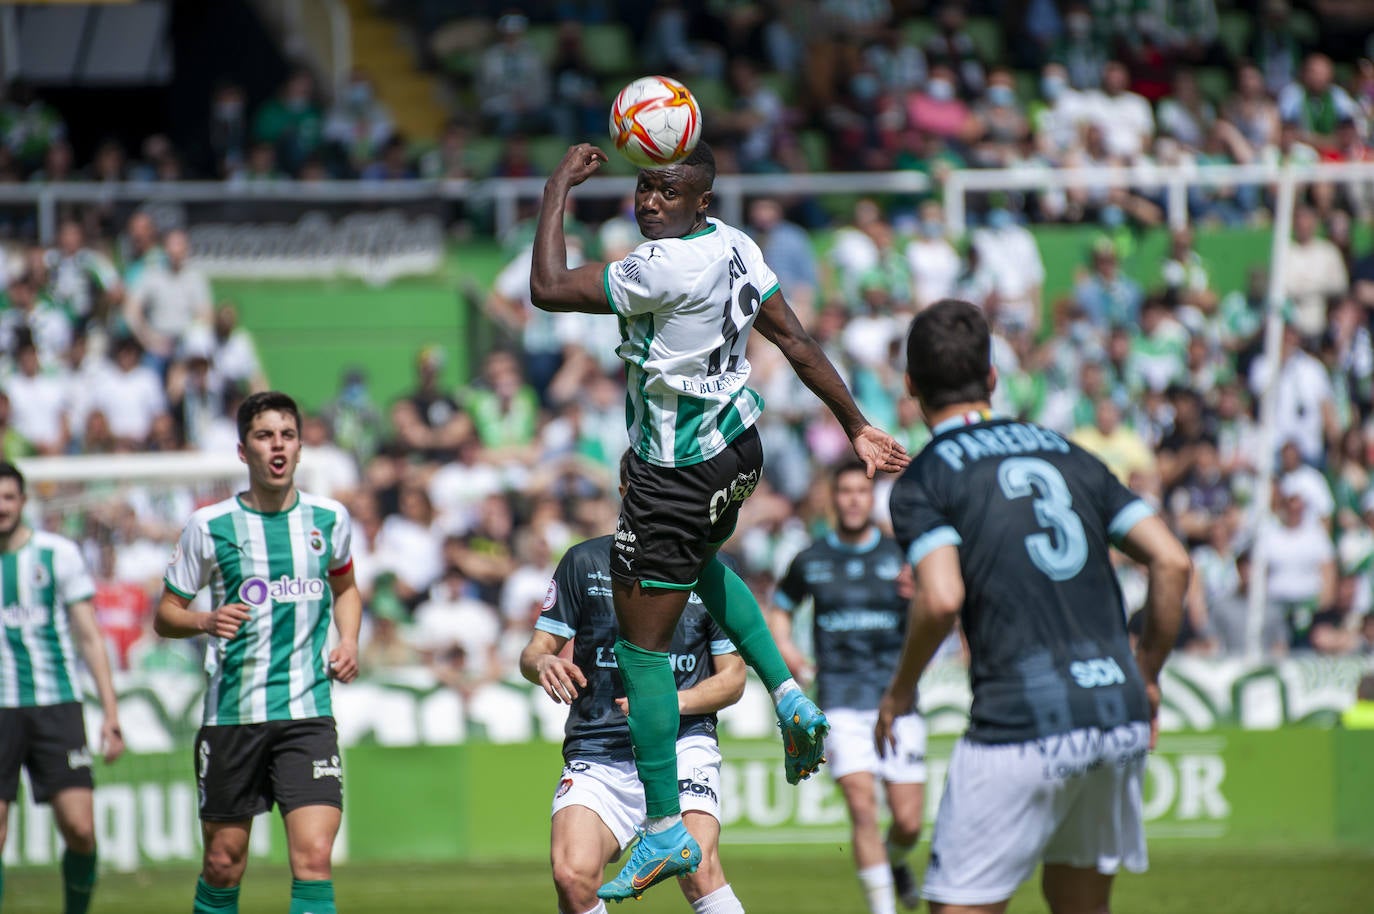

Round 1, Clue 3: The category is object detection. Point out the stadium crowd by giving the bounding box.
[0,1,1372,689]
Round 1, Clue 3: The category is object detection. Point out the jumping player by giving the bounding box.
[877,300,1190,914]
[155,391,361,914]
[530,140,909,901]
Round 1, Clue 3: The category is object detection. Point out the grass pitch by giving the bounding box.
[6,846,1371,913]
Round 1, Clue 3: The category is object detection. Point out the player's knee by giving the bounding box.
[202,846,248,887]
[889,808,923,844]
[291,833,335,878]
[551,858,599,908]
[61,824,96,855]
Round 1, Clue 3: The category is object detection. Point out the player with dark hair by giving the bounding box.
[531,141,909,900]
[520,453,748,914]
[155,390,361,914]
[769,461,926,914]
[877,300,1191,914]
[0,462,124,914]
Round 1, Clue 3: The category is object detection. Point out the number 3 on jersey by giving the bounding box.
[996,457,1088,581]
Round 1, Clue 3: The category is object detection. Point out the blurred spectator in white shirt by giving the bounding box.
[297,413,360,499]
[323,68,394,173]
[1256,480,1337,648]
[90,336,165,447]
[971,202,1045,336]
[4,338,67,454]
[1248,325,1339,466]
[1085,60,1155,161]
[1032,62,1089,163]
[1278,53,1364,150]
[0,270,71,367]
[1156,70,1215,151]
[1281,206,1348,341]
[1278,439,1335,527]
[125,228,212,367]
[905,200,961,309]
[376,483,445,605]
[476,13,551,136]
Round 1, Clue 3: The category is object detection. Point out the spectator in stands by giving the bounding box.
[0,392,28,461]
[1281,205,1348,342]
[30,139,75,183]
[360,133,418,181]
[377,482,445,607]
[90,337,165,449]
[970,197,1044,336]
[1052,2,1108,90]
[228,139,287,186]
[124,227,212,371]
[1251,0,1306,96]
[643,1,726,82]
[477,12,551,137]
[253,67,324,174]
[1075,238,1143,329]
[420,119,475,180]
[748,198,819,315]
[358,582,418,675]
[1129,296,1190,393]
[865,21,928,96]
[1031,62,1089,163]
[1157,70,1215,152]
[1330,427,1372,535]
[396,345,472,463]
[1163,228,1218,322]
[1249,324,1339,468]
[971,67,1029,167]
[464,349,539,458]
[207,80,249,178]
[1086,60,1156,161]
[1279,53,1364,151]
[905,200,961,310]
[296,413,360,500]
[1259,479,1337,650]
[412,562,503,683]
[923,2,986,98]
[45,218,122,330]
[0,269,71,367]
[119,210,165,289]
[0,80,66,172]
[721,58,792,173]
[323,68,394,174]
[447,493,518,606]
[1279,438,1335,529]
[4,338,67,455]
[200,302,265,393]
[1223,62,1281,156]
[1143,0,1222,66]
[165,342,219,451]
[549,23,603,144]
[1074,396,1156,485]
[906,64,978,144]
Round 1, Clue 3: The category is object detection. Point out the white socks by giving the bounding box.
[575,903,607,914]
[858,863,897,914]
[770,678,802,705]
[645,813,682,835]
[692,884,745,914]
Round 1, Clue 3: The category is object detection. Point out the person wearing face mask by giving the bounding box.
[972,68,1029,167]
[252,69,324,175]
[323,68,394,173]
[1084,60,1156,162]
[970,195,1044,337]
[1051,3,1108,91]
[207,81,248,178]
[904,201,961,310]
[907,65,977,143]
[1030,62,1088,163]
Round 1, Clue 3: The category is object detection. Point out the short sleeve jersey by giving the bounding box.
[164,492,353,726]
[889,414,1154,744]
[774,529,910,712]
[0,531,96,708]
[535,535,736,763]
[602,218,780,467]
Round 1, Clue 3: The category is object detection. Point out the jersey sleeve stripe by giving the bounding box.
[602,264,622,316]
[328,558,353,577]
[1108,499,1155,545]
[67,591,95,604]
[710,638,737,655]
[760,282,780,303]
[907,526,962,567]
[163,578,196,600]
[535,617,577,639]
[772,590,797,611]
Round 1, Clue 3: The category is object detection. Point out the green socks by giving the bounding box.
[615,637,682,817]
[61,849,96,914]
[696,557,794,692]
[290,878,336,914]
[193,876,240,913]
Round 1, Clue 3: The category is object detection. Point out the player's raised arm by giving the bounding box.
[754,289,909,476]
[1116,514,1191,746]
[530,143,615,315]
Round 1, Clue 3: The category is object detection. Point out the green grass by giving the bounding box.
[7,846,1372,913]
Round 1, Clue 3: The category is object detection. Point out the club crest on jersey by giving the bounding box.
[168,542,182,568]
[307,528,326,556]
[31,562,50,589]
[543,579,557,610]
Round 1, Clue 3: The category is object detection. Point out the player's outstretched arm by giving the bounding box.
[530,143,615,315]
[68,598,125,763]
[754,290,909,476]
[876,545,963,756]
[328,567,362,683]
[1117,514,1191,747]
[153,587,250,640]
[520,629,585,703]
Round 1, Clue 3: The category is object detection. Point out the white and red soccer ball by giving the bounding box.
[608,76,702,169]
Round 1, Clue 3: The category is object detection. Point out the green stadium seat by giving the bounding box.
[1288,10,1318,46]
[530,134,575,175]
[798,129,829,172]
[1015,70,1039,105]
[465,136,505,178]
[901,18,937,50]
[582,23,634,77]
[759,71,797,106]
[687,77,733,118]
[1218,11,1251,60]
[1196,67,1232,106]
[526,24,559,62]
[965,17,1003,62]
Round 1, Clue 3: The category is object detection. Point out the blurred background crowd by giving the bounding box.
[0,0,1373,692]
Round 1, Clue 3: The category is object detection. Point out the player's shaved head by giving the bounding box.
[905,299,992,411]
[680,141,715,191]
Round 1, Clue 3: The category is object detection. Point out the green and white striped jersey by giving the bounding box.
[603,218,779,467]
[0,530,96,708]
[164,492,352,726]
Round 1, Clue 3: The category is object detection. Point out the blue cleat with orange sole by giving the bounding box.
[597,820,702,903]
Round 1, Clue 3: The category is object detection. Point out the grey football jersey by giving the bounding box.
[775,530,910,712]
[535,536,736,763]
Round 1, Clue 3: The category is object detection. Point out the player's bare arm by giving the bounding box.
[68,598,125,763]
[617,652,746,717]
[153,587,250,640]
[765,607,814,687]
[529,143,614,314]
[875,545,964,756]
[754,290,909,477]
[520,629,586,704]
[1117,514,1191,748]
[328,566,362,684]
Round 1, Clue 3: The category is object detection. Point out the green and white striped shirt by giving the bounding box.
[603,218,778,467]
[0,530,95,708]
[164,492,353,726]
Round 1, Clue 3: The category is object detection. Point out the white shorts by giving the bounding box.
[923,722,1150,906]
[550,735,722,852]
[826,708,928,784]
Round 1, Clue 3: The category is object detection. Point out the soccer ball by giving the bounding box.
[608,76,702,169]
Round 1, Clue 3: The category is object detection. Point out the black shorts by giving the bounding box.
[613,426,764,588]
[0,702,94,803]
[194,717,342,821]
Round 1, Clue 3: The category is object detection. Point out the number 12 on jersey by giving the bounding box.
[996,457,1088,581]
